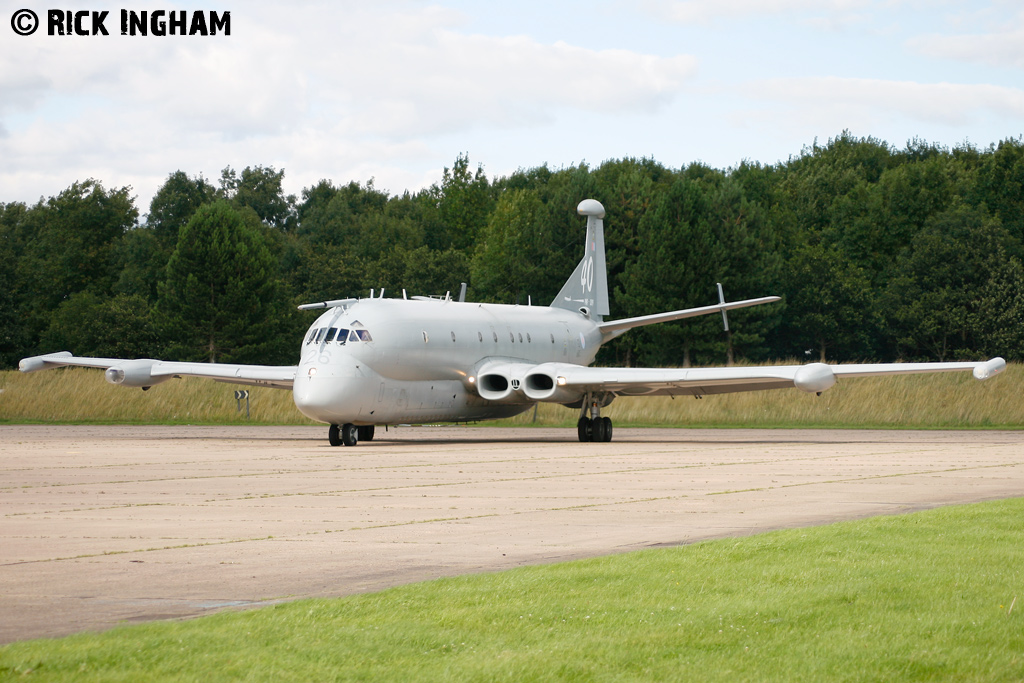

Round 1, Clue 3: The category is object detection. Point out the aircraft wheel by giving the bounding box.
[328,424,342,447]
[591,416,608,442]
[358,425,375,442]
[577,417,591,442]
[601,417,613,442]
[341,423,359,447]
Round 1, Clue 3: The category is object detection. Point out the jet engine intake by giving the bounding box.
[523,364,586,403]
[474,361,537,403]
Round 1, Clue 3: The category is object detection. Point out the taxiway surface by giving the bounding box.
[2,425,1022,643]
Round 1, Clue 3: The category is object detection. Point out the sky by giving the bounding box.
[1,0,1022,218]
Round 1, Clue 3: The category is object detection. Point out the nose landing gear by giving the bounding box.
[328,423,362,447]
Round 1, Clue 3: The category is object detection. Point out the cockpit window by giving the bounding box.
[307,326,360,345]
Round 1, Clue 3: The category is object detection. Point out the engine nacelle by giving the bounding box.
[472,361,537,404]
[104,359,170,388]
[523,364,585,404]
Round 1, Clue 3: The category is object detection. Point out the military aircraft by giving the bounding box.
[20,199,1006,446]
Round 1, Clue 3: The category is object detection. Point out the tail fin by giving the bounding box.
[551,199,610,319]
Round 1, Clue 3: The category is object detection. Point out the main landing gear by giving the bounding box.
[577,394,613,442]
[578,416,612,442]
[328,423,375,447]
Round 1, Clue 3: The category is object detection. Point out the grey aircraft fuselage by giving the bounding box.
[293,297,601,425]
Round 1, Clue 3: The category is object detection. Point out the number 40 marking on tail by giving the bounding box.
[580,256,594,292]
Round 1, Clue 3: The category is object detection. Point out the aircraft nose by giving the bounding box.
[292,360,374,424]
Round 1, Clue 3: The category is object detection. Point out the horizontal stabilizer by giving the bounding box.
[599,296,781,340]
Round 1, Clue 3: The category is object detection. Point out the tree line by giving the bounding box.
[2,132,1022,370]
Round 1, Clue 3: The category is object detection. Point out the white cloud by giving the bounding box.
[3,0,1020,216]
[907,26,1024,70]
[644,0,866,24]
[0,2,698,210]
[743,77,1024,128]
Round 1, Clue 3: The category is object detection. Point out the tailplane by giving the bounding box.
[551,199,610,319]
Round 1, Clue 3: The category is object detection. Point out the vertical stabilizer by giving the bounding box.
[551,199,610,318]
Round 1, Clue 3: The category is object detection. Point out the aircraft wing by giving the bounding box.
[19,352,296,390]
[527,358,1006,400]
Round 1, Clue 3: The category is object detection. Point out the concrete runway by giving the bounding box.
[1,424,1022,643]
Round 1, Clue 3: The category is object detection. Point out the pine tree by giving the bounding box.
[156,201,289,363]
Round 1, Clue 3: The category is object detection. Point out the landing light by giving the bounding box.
[557,376,567,386]
[468,376,475,384]
[308,367,317,377]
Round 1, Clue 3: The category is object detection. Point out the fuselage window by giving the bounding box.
[451,331,456,343]
[306,329,317,344]
[336,329,348,344]
[315,328,327,343]
[509,332,514,343]
[422,331,429,344]
[356,330,372,342]
[350,330,361,343]
[325,328,338,342]
[478,331,483,342]
[550,333,555,344]
[492,332,498,343]
[527,333,532,343]
[518,333,523,343]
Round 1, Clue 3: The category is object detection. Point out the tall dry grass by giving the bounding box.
[1,363,1021,428]
[0,367,313,424]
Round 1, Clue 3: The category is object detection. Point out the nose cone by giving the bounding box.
[293,358,375,424]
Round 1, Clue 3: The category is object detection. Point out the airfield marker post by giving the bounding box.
[234,390,250,419]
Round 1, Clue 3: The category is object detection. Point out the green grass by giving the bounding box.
[2,362,1022,428]
[3,499,1023,681]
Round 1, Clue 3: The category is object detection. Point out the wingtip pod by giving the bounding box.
[19,351,72,373]
[973,357,1006,380]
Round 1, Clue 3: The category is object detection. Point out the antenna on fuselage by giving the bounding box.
[458,282,467,302]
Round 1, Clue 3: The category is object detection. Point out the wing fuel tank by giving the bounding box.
[792,363,837,394]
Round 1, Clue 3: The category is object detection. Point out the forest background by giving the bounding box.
[2,132,1023,371]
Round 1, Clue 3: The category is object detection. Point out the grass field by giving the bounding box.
[2,362,1022,428]
[1,498,1022,681]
